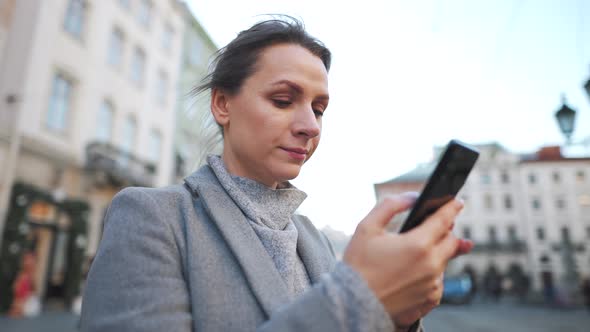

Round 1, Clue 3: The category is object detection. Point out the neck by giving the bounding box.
[222,150,278,189]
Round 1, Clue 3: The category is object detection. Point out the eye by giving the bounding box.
[313,109,324,117]
[272,99,292,108]
[312,103,326,117]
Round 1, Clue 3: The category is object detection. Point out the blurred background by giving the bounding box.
[0,0,589,331]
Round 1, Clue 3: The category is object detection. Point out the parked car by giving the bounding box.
[442,274,473,304]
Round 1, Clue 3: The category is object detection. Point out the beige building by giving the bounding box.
[518,147,590,300]
[0,0,187,310]
[375,143,590,303]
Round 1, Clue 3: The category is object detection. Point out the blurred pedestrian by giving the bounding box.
[483,265,502,302]
[517,275,530,303]
[80,16,473,332]
[463,266,477,301]
[9,251,39,318]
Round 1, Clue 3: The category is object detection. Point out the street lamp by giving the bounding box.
[555,95,576,143]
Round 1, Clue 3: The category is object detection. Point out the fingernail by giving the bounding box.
[457,198,465,209]
[402,192,420,202]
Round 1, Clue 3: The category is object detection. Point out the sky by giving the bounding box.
[187,0,590,235]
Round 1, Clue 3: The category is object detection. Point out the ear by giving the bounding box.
[211,88,230,127]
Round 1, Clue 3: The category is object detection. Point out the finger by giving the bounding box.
[358,192,418,233]
[451,238,474,258]
[436,232,461,262]
[409,198,463,244]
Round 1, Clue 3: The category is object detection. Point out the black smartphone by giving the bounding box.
[399,139,480,233]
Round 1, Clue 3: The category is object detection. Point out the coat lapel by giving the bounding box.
[292,215,337,284]
[184,167,290,318]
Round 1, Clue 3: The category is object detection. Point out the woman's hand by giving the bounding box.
[343,193,473,320]
[391,237,473,330]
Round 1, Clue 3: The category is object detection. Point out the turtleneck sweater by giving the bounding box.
[208,155,311,297]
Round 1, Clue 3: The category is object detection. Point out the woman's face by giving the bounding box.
[215,43,329,188]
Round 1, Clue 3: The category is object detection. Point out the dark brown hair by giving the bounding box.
[192,16,331,96]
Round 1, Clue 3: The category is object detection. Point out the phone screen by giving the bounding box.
[399,140,479,233]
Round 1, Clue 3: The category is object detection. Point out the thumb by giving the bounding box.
[358,192,419,234]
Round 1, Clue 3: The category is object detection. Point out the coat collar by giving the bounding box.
[184,166,288,317]
[184,166,335,316]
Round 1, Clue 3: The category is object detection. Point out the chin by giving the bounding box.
[273,164,303,182]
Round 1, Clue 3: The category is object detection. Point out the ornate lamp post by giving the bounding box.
[555,70,590,147]
[555,95,576,144]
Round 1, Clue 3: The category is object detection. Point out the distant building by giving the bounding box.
[375,143,590,304]
[173,2,217,181]
[321,226,351,260]
[0,0,197,311]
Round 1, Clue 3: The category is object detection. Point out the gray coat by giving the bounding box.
[80,165,344,331]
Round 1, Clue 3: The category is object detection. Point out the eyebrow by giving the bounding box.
[271,80,330,101]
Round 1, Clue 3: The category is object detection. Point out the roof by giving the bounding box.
[519,145,590,163]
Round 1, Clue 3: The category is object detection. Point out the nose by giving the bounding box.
[293,105,321,138]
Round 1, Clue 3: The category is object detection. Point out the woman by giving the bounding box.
[80,17,472,332]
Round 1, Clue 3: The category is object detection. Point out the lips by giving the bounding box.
[281,147,308,161]
[282,147,308,154]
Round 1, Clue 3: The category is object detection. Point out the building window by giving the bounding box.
[528,173,537,184]
[46,73,73,132]
[108,28,125,67]
[532,198,541,210]
[481,172,491,185]
[96,100,114,142]
[154,70,168,106]
[487,226,497,243]
[576,170,586,182]
[122,116,137,153]
[552,171,561,183]
[484,194,493,210]
[137,0,152,28]
[507,225,517,242]
[188,35,202,66]
[503,194,513,210]
[501,171,510,184]
[536,227,545,241]
[561,227,570,243]
[556,198,566,210]
[148,130,162,162]
[64,0,85,39]
[462,226,471,240]
[130,47,146,86]
[579,195,590,207]
[162,22,174,51]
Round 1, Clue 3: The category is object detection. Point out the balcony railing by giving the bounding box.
[472,239,527,253]
[85,141,157,188]
[551,242,586,253]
